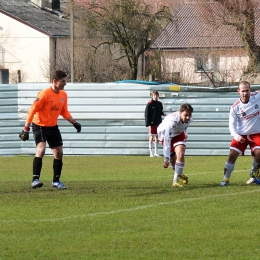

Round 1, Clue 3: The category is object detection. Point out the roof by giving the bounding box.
[152,2,260,49]
[0,0,70,37]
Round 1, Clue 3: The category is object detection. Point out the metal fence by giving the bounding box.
[1,81,259,156]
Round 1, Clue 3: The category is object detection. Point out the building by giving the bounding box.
[0,0,70,83]
[151,2,260,86]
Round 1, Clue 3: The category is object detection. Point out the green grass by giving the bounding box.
[0,155,259,260]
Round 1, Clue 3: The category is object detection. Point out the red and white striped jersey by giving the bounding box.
[157,112,193,158]
[229,91,260,140]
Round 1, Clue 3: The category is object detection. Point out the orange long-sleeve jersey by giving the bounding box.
[26,87,72,127]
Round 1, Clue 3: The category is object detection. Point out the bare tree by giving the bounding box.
[41,0,181,82]
[200,0,260,74]
[41,38,72,81]
[9,70,27,84]
[77,0,172,80]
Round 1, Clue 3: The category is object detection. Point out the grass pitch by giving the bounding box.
[0,155,259,260]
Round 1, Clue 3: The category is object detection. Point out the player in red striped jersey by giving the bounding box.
[220,81,260,186]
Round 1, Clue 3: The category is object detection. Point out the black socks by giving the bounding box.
[53,159,63,182]
[32,157,42,181]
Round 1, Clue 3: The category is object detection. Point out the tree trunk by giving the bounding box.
[129,55,138,80]
[243,40,260,73]
[239,7,260,73]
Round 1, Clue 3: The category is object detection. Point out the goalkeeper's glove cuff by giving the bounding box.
[23,126,30,132]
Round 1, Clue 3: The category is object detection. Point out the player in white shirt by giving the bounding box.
[157,103,193,187]
[220,81,260,186]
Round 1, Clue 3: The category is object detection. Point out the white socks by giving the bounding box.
[154,142,158,155]
[251,160,260,173]
[223,161,234,179]
[173,161,184,182]
[149,141,160,156]
[149,142,153,156]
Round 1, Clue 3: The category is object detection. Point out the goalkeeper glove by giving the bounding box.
[19,126,30,141]
[72,120,81,132]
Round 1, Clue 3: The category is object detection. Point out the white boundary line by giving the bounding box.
[1,189,259,224]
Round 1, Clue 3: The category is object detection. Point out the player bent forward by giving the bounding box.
[157,103,193,187]
[19,70,81,189]
[220,81,260,186]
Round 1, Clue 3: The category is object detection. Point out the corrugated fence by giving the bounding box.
[1,81,259,156]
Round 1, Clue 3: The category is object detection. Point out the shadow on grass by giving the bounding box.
[1,179,258,198]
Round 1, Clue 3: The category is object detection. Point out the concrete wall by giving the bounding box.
[1,81,260,156]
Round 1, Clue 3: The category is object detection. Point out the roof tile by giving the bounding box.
[0,0,70,37]
[152,2,260,49]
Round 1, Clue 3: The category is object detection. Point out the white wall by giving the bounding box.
[161,49,249,84]
[0,12,50,83]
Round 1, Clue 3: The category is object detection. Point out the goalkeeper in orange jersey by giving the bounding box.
[19,70,81,189]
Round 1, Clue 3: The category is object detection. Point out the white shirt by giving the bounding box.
[157,112,193,158]
[229,91,260,140]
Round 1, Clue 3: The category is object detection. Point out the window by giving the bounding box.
[196,54,209,72]
[196,53,220,73]
[0,69,9,84]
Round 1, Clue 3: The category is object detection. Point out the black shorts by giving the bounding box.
[32,123,63,148]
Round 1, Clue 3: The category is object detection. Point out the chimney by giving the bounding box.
[49,0,60,10]
[31,0,45,9]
